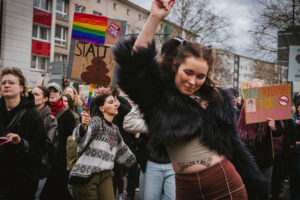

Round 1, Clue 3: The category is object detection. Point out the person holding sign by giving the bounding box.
[113,0,268,199]
[237,79,291,200]
[69,94,136,200]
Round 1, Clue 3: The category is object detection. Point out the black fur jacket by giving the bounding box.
[113,37,268,199]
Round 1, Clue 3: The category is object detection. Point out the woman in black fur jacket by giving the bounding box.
[113,0,268,199]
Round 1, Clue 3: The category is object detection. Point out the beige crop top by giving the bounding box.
[166,137,217,163]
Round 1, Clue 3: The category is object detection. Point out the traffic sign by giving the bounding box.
[50,61,67,68]
[49,61,67,74]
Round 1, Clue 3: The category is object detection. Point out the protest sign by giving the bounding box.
[241,81,251,90]
[67,13,126,87]
[243,83,292,124]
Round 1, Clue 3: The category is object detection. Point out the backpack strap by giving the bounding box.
[1,108,28,136]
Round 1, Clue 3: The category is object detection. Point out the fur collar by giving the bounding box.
[146,86,237,159]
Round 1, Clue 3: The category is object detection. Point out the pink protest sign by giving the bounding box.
[243,83,292,124]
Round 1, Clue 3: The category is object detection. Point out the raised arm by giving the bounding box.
[134,0,175,50]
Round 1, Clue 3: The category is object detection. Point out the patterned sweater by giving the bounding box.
[70,116,136,180]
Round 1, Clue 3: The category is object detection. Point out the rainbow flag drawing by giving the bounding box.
[72,12,108,45]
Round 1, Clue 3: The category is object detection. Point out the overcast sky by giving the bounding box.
[129,0,257,56]
[210,0,256,53]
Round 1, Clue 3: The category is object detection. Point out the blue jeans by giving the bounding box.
[141,161,175,200]
[139,172,145,200]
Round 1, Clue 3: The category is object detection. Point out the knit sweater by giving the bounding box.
[70,116,136,181]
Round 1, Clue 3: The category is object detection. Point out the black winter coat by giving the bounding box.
[113,96,134,149]
[248,123,282,169]
[40,108,75,200]
[279,120,296,171]
[39,105,58,143]
[52,109,76,172]
[0,93,48,192]
[113,37,269,199]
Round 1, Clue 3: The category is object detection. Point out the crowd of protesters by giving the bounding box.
[0,1,300,200]
[1,67,300,200]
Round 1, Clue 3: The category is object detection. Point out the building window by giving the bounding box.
[75,4,85,13]
[113,3,117,10]
[93,11,102,16]
[55,25,68,46]
[54,53,68,62]
[31,55,49,70]
[127,9,130,16]
[34,0,52,11]
[32,24,50,42]
[138,14,142,21]
[32,25,38,38]
[125,24,131,35]
[96,0,100,3]
[135,28,141,34]
[56,0,69,19]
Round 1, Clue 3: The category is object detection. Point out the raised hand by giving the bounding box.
[266,118,276,131]
[151,0,175,19]
[81,111,91,131]
[134,0,175,49]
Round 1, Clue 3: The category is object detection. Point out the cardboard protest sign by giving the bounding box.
[241,81,251,90]
[67,13,126,87]
[241,81,251,98]
[243,83,292,124]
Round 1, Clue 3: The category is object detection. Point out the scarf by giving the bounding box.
[51,100,64,116]
[237,104,284,146]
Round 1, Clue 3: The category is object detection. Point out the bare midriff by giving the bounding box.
[171,154,224,174]
[166,137,224,174]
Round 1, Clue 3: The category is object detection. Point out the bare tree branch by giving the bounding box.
[251,60,282,85]
[168,0,233,49]
[214,50,233,87]
[167,0,236,86]
[248,0,300,61]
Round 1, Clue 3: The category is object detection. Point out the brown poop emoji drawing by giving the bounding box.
[81,57,111,85]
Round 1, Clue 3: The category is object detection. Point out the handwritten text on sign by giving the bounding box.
[67,17,126,86]
[243,84,292,124]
